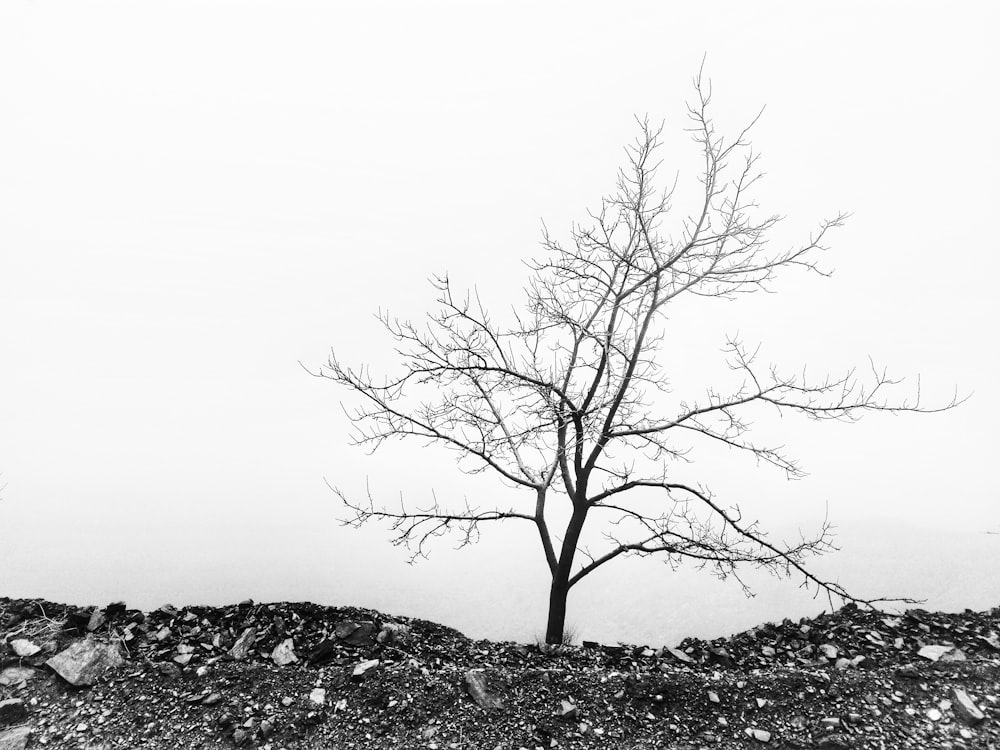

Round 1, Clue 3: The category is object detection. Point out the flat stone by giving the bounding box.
[271,638,298,666]
[46,637,125,686]
[0,700,28,727]
[464,669,503,710]
[663,646,693,664]
[308,638,338,666]
[950,688,985,726]
[0,668,36,687]
[87,608,106,632]
[745,727,771,742]
[352,659,379,677]
[9,640,40,658]
[334,620,376,647]
[228,628,257,660]
[0,726,31,750]
[918,644,965,662]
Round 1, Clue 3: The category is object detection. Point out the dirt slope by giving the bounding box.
[1,597,998,749]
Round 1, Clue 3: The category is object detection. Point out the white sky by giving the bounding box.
[1,2,998,642]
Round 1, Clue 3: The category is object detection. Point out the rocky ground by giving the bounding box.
[1,597,998,749]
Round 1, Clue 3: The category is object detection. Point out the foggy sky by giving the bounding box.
[1,2,998,643]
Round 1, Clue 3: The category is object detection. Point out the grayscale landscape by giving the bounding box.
[1,3,998,749]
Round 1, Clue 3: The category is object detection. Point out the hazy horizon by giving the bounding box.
[2,516,998,646]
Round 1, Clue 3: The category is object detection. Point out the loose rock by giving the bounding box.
[0,700,28,728]
[950,687,986,726]
[559,700,578,719]
[86,607,106,632]
[376,621,412,645]
[0,668,35,687]
[352,658,379,677]
[271,637,298,666]
[229,627,257,660]
[45,637,124,686]
[0,726,31,750]
[819,643,838,659]
[917,644,966,662]
[663,646,693,664]
[465,669,504,710]
[8,640,39,658]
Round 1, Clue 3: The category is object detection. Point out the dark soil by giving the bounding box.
[2,597,999,749]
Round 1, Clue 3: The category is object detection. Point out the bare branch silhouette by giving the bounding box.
[311,71,961,643]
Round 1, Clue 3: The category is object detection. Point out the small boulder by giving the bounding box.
[464,669,504,710]
[917,644,965,662]
[308,639,338,666]
[0,668,36,687]
[663,646,693,664]
[229,628,257,660]
[707,646,733,667]
[0,699,29,728]
[819,644,838,660]
[86,608,106,632]
[334,620,376,647]
[745,727,771,742]
[376,622,412,645]
[271,638,298,666]
[950,688,985,726]
[558,700,578,719]
[352,659,379,677]
[9,640,40,658]
[46,637,125,686]
[309,688,326,706]
[0,726,31,750]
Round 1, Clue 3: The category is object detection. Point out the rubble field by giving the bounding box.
[1,597,999,749]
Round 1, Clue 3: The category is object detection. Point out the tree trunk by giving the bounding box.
[544,497,589,644]
[545,573,570,644]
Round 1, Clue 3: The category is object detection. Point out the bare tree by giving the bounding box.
[312,73,961,644]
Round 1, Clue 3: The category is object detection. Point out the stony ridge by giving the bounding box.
[1,597,999,749]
